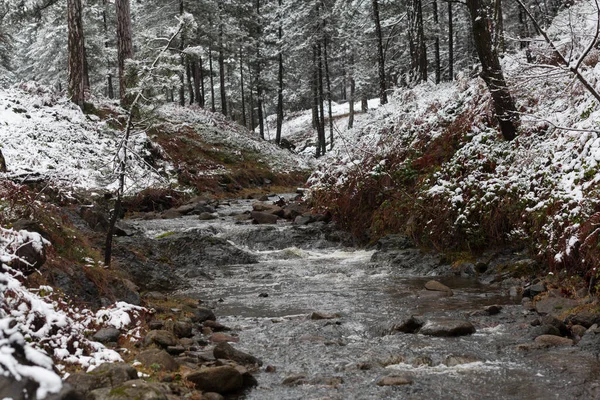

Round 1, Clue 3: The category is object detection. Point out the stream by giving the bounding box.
[127,196,600,400]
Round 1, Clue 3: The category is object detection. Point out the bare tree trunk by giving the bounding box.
[102,0,114,99]
[255,0,264,139]
[218,1,227,116]
[448,1,454,80]
[192,61,201,106]
[372,0,387,105]
[433,0,441,84]
[317,43,326,156]
[361,96,368,113]
[187,61,194,105]
[209,47,216,112]
[67,0,85,108]
[324,36,334,150]
[275,0,284,145]
[348,52,355,130]
[312,46,321,154]
[115,0,133,105]
[494,0,505,53]
[199,56,205,107]
[467,0,518,140]
[240,48,247,128]
[409,0,427,82]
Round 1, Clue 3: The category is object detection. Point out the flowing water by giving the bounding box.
[128,197,600,400]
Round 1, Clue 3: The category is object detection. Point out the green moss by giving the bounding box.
[156,231,175,239]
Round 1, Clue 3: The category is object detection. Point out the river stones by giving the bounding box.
[376,375,413,386]
[213,342,263,366]
[92,327,121,343]
[144,330,178,348]
[173,321,194,338]
[392,316,424,333]
[534,335,574,347]
[444,355,480,367]
[210,333,239,343]
[186,366,244,393]
[88,379,170,400]
[310,311,338,320]
[137,349,179,372]
[534,297,578,317]
[192,307,216,323]
[424,280,453,296]
[251,211,279,224]
[66,363,138,395]
[567,311,600,328]
[419,319,476,337]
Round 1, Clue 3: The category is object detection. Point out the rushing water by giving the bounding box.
[128,197,600,400]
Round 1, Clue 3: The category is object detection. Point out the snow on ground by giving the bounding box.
[0,228,150,398]
[157,104,314,173]
[0,83,169,194]
[302,0,600,264]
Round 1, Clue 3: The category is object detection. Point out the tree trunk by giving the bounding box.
[218,1,227,116]
[240,49,247,128]
[192,61,201,106]
[67,0,86,108]
[448,1,454,80]
[312,46,321,155]
[187,60,194,105]
[466,0,518,141]
[255,0,264,139]
[324,36,333,150]
[275,0,284,145]
[410,0,427,82]
[361,96,368,113]
[494,0,505,53]
[348,52,355,130]
[209,47,216,112]
[199,56,206,107]
[115,0,133,105]
[102,0,114,99]
[317,43,326,156]
[371,0,387,105]
[433,0,441,84]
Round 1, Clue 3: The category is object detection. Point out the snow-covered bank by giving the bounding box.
[305,0,600,276]
[0,227,150,398]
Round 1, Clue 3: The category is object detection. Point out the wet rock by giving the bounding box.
[252,202,284,217]
[309,376,344,387]
[198,212,218,220]
[214,342,263,366]
[210,333,239,343]
[371,247,450,275]
[203,393,225,400]
[444,355,480,367]
[424,280,453,295]
[522,297,536,311]
[265,365,276,373]
[484,305,502,315]
[186,366,245,393]
[92,328,121,343]
[88,379,170,400]
[166,345,186,355]
[419,319,476,337]
[534,335,574,347]
[204,320,231,332]
[571,324,588,339]
[310,311,338,320]
[251,211,279,224]
[66,363,138,395]
[144,330,178,348]
[578,324,600,354]
[282,203,306,220]
[137,349,179,372]
[567,311,600,328]
[173,321,193,338]
[161,209,182,219]
[175,203,196,215]
[535,297,578,317]
[392,316,424,333]
[539,315,568,336]
[376,375,413,386]
[375,234,413,251]
[523,282,546,298]
[293,215,314,225]
[258,292,269,297]
[192,307,216,323]
[411,356,433,367]
[530,325,561,338]
[282,374,308,386]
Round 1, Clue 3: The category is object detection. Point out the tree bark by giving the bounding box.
[67,0,86,109]
[466,0,518,140]
[448,1,454,80]
[371,0,387,105]
[433,0,441,84]
[240,48,247,128]
[324,36,333,150]
[192,61,201,106]
[275,0,284,145]
[115,0,133,105]
[209,47,216,112]
[348,52,355,130]
[218,1,227,116]
[317,43,326,156]
[255,0,264,139]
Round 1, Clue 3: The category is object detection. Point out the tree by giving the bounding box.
[466,0,518,141]
[116,0,133,105]
[67,0,86,108]
[371,0,387,105]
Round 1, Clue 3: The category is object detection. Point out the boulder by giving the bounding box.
[12,232,47,275]
[282,203,306,220]
[136,349,179,372]
[534,335,574,347]
[419,319,476,337]
[535,297,578,317]
[529,325,561,339]
[571,324,588,339]
[66,363,137,395]
[391,316,424,334]
[251,211,279,224]
[578,324,600,354]
[92,328,121,344]
[210,333,239,343]
[376,375,413,386]
[310,312,338,320]
[192,307,216,323]
[173,321,193,338]
[282,374,308,386]
[186,366,244,393]
[567,311,600,328]
[204,320,231,332]
[539,315,568,336]
[213,342,263,366]
[424,280,453,296]
[444,355,480,367]
[144,330,178,348]
[198,212,218,220]
[88,379,170,400]
[252,202,284,217]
